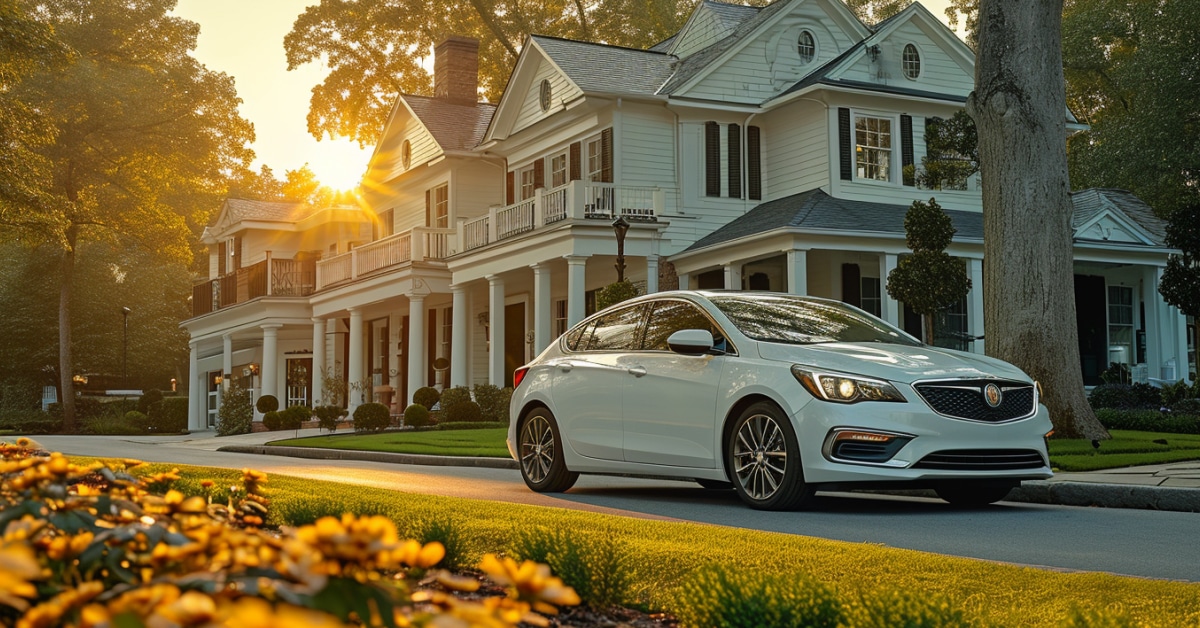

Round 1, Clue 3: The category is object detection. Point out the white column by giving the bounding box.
[488,275,506,386]
[787,249,808,295]
[188,343,203,431]
[646,255,660,294]
[723,263,742,290]
[221,334,233,391]
[451,285,468,388]
[1141,266,1161,380]
[968,257,985,354]
[565,255,587,326]
[879,253,900,327]
[532,263,552,354]
[261,324,280,402]
[678,272,690,290]
[407,294,427,406]
[347,307,364,411]
[1171,290,1189,382]
[311,318,325,406]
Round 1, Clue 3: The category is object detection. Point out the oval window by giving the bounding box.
[902,44,921,79]
[401,140,412,169]
[539,79,552,112]
[797,30,815,64]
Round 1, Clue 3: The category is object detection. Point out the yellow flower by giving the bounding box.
[219,596,348,628]
[0,539,42,611]
[478,554,580,610]
[16,581,103,628]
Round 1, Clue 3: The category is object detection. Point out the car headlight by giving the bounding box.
[791,366,906,404]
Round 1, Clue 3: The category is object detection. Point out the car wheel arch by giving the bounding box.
[720,394,786,481]
[516,400,552,429]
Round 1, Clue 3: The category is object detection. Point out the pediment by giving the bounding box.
[1074,211,1155,245]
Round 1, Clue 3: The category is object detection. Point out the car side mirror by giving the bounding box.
[667,329,715,355]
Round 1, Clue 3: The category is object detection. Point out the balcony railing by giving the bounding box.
[191,256,315,318]
[315,227,455,290]
[459,181,662,251]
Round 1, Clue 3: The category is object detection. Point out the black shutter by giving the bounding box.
[569,142,581,180]
[841,263,861,307]
[838,107,852,181]
[533,158,544,189]
[748,125,762,200]
[728,123,741,198]
[217,241,227,276]
[600,128,613,183]
[505,171,514,205]
[705,121,720,197]
[232,237,242,270]
[901,114,914,186]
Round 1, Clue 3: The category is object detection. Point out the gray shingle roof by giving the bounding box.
[402,95,496,151]
[222,199,315,223]
[531,35,676,95]
[658,0,792,94]
[1071,188,1167,244]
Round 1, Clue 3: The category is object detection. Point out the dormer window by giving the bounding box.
[797,31,815,64]
[902,44,921,80]
[539,79,552,112]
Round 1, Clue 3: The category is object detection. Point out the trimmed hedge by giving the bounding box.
[0,410,61,434]
[156,396,189,432]
[281,405,310,430]
[353,402,391,432]
[314,405,342,432]
[439,386,471,414]
[1088,383,1161,410]
[1095,408,1200,434]
[444,400,483,423]
[413,386,440,410]
[256,394,280,413]
[262,410,284,431]
[404,403,431,428]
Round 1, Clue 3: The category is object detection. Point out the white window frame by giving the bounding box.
[860,276,882,318]
[1108,284,1134,369]
[902,43,922,80]
[554,299,568,337]
[518,165,537,200]
[797,30,816,65]
[853,112,896,184]
[550,152,568,188]
[586,136,604,182]
[431,184,449,228]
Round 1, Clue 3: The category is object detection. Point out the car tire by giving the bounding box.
[517,408,579,493]
[726,401,813,510]
[695,479,734,490]
[935,482,1014,507]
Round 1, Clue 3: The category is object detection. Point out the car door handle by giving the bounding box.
[627,366,647,377]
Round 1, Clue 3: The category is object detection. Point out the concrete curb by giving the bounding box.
[219,445,1200,513]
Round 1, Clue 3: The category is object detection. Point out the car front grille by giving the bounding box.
[914,379,1035,422]
[913,449,1046,471]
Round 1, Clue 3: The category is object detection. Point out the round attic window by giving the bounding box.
[401,140,412,169]
[797,30,815,64]
[902,44,921,79]
[539,79,552,112]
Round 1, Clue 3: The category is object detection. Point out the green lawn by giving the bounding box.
[269,427,510,458]
[1048,429,1200,471]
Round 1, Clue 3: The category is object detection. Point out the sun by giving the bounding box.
[301,138,373,193]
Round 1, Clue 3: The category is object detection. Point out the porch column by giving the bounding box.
[967,257,984,354]
[188,342,203,431]
[532,263,552,353]
[261,324,281,403]
[678,272,690,290]
[311,318,326,406]
[787,249,808,295]
[879,254,900,327]
[646,255,660,294]
[723,263,742,290]
[347,307,364,411]
[1171,290,1189,382]
[565,255,587,326]
[451,285,468,388]
[221,334,233,391]
[407,294,427,405]
[488,275,506,386]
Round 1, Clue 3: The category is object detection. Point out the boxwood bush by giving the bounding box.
[1087,383,1161,410]
[255,394,279,414]
[439,386,471,414]
[155,396,189,433]
[1094,408,1200,434]
[443,400,483,423]
[403,403,431,428]
[314,405,343,432]
[262,410,284,431]
[413,386,440,410]
[353,402,391,432]
[281,405,310,430]
[473,384,513,423]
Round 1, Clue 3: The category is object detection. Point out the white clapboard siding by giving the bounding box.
[833,23,971,100]
[512,58,584,136]
[671,4,731,59]
[760,100,829,199]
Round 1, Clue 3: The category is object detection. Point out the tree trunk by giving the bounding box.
[58,225,78,433]
[923,312,935,346]
[969,0,1108,440]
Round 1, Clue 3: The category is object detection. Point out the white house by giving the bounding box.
[182,0,1192,430]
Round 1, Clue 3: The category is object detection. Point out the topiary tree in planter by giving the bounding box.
[403,403,431,428]
[886,198,971,345]
[413,386,440,410]
[353,402,391,432]
[255,394,279,414]
[216,380,253,436]
[596,280,639,311]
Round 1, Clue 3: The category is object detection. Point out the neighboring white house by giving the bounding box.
[181,0,1192,430]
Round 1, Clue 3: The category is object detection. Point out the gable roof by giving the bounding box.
[1071,188,1167,245]
[666,0,761,58]
[402,95,496,151]
[657,0,793,95]
[220,199,316,224]
[530,35,676,95]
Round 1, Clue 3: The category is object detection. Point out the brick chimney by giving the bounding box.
[434,36,479,104]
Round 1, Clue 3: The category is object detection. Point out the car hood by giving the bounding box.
[756,341,1032,384]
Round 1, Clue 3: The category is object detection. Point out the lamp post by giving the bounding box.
[611,216,629,282]
[121,306,130,388]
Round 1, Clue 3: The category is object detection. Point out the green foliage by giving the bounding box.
[217,381,253,436]
[1087,383,1161,410]
[1172,399,1200,415]
[417,517,468,570]
[353,402,391,432]
[886,199,971,343]
[314,405,343,432]
[514,528,634,608]
[262,410,283,431]
[256,394,280,414]
[48,397,103,423]
[0,410,61,434]
[472,384,512,423]
[1159,380,1199,408]
[672,566,843,628]
[439,386,471,414]
[81,413,144,435]
[1159,205,1200,331]
[841,0,912,24]
[137,389,164,416]
[918,111,979,191]
[403,403,431,428]
[1093,410,1200,435]
[596,280,639,311]
[281,405,311,430]
[412,386,440,410]
[444,400,483,423]
[843,589,967,628]
[156,396,189,433]
[320,366,348,408]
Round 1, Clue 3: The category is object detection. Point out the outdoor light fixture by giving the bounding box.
[611,215,630,282]
[121,306,131,387]
[249,363,260,375]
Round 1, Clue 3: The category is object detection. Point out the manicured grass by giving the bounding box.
[269,427,510,458]
[1049,430,1200,471]
[105,460,1200,627]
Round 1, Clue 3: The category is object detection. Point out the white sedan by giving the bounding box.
[507,291,1053,510]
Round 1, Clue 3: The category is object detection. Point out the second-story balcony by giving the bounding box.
[315,226,456,291]
[459,181,663,252]
[191,256,315,319]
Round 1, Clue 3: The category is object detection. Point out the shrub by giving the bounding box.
[595,279,639,310]
[137,388,164,415]
[1087,383,1160,410]
[155,396,189,433]
[255,394,279,414]
[262,410,283,431]
[216,381,253,436]
[0,410,61,434]
[513,528,634,609]
[123,410,150,431]
[444,400,483,423]
[413,386,440,410]
[473,384,513,423]
[1171,398,1200,415]
[353,402,391,432]
[281,405,311,430]
[403,403,431,428]
[439,386,471,413]
[48,397,104,423]
[1094,408,1200,434]
[843,589,967,628]
[82,413,143,435]
[672,565,843,628]
[314,405,342,432]
[418,517,468,570]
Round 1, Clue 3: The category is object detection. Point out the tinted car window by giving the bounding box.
[563,323,589,351]
[710,294,920,346]
[584,305,645,351]
[643,299,729,352]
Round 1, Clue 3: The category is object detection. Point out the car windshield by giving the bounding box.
[709,294,921,346]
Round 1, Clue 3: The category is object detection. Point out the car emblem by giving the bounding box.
[983,383,1003,408]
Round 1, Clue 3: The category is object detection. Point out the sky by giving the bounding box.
[171,0,957,193]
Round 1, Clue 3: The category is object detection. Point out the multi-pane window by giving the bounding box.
[519,166,536,200]
[550,153,568,188]
[797,30,815,64]
[554,299,568,337]
[431,184,449,228]
[586,137,604,182]
[855,116,892,182]
[934,298,968,351]
[902,44,921,79]
[860,277,882,317]
[1108,285,1134,368]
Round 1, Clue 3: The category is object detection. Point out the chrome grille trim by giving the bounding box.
[911,378,1037,423]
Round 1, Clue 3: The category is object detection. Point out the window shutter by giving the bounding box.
[728,123,741,198]
[748,125,762,200]
[425,190,432,227]
[534,158,544,189]
[705,121,720,197]
[505,171,514,205]
[901,114,914,186]
[232,237,242,270]
[841,263,861,307]
[838,108,852,181]
[217,241,227,276]
[600,127,613,183]
[570,142,581,180]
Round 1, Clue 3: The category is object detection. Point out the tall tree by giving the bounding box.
[843,0,912,24]
[0,0,254,431]
[969,0,1108,440]
[886,198,971,346]
[1159,204,1200,380]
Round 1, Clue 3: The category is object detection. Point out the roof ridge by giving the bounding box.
[530,33,672,56]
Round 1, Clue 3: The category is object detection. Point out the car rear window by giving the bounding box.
[710,294,920,346]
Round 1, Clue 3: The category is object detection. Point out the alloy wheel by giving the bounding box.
[520,414,555,483]
[732,412,788,500]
